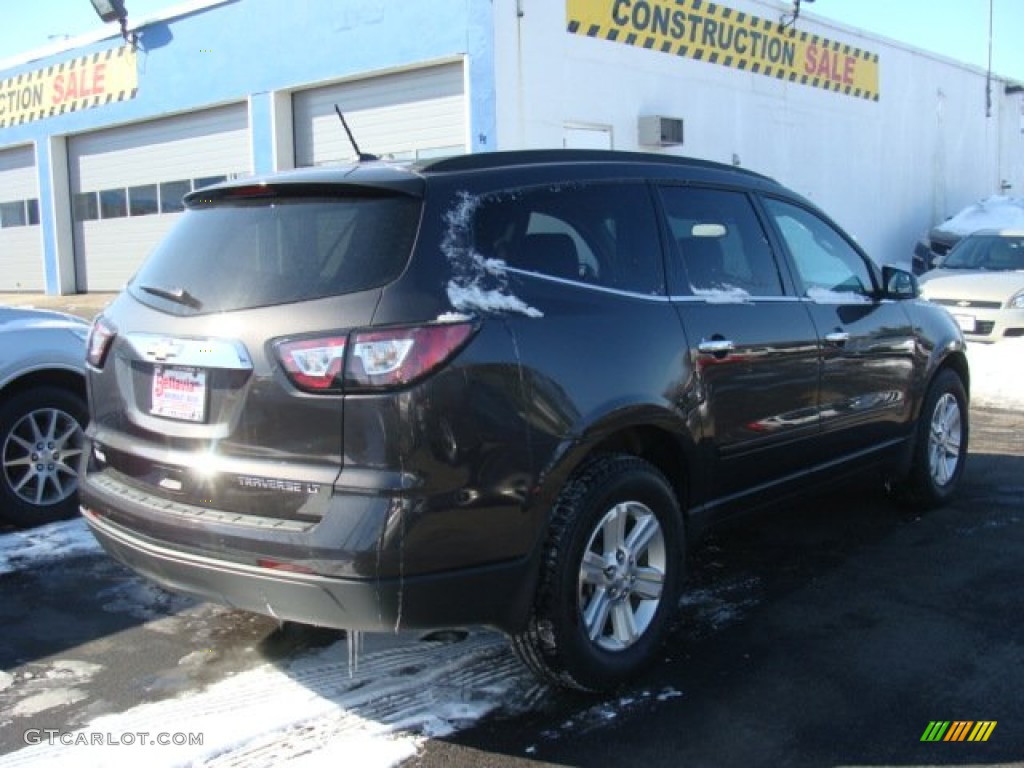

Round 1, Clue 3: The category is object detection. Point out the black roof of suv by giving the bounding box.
[80,149,969,691]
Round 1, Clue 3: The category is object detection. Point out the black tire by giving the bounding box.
[0,385,87,528]
[512,454,683,692]
[894,368,969,509]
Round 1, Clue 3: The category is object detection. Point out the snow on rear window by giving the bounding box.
[441,192,544,319]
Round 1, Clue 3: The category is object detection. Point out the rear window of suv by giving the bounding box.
[128,191,421,314]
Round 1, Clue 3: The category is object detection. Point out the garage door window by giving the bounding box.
[160,180,191,213]
[0,201,26,228]
[194,175,226,190]
[128,185,158,216]
[74,177,238,220]
[73,192,99,222]
[100,189,128,219]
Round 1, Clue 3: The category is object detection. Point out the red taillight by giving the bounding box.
[86,315,116,368]
[274,323,475,394]
[257,558,315,574]
[347,323,475,390]
[275,336,347,392]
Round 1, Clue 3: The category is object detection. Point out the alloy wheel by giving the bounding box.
[577,501,667,652]
[927,392,962,488]
[2,406,84,507]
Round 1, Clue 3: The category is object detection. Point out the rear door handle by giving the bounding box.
[697,338,735,356]
[824,331,850,346]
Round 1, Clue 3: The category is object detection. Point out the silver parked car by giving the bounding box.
[919,229,1024,343]
[913,196,1024,274]
[0,306,90,527]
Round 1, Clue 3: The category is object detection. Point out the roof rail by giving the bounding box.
[417,148,772,181]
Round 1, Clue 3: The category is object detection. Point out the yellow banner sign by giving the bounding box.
[567,0,880,101]
[0,46,138,129]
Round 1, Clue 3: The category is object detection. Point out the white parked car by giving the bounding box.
[919,229,1024,343]
[913,196,1024,274]
[0,306,89,527]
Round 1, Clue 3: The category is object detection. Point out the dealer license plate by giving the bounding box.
[953,314,976,333]
[151,366,207,422]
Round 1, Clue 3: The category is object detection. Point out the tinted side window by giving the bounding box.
[471,182,664,295]
[659,186,783,297]
[762,197,874,300]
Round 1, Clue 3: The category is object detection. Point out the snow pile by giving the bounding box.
[442,192,543,319]
[936,196,1024,237]
[97,576,198,626]
[1,632,534,768]
[678,575,764,638]
[0,518,101,575]
[966,339,1024,410]
[533,687,684,748]
[3,660,103,720]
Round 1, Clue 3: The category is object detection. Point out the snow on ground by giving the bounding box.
[1,629,537,768]
[966,340,1024,410]
[0,518,100,575]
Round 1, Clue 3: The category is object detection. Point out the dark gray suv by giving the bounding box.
[81,150,969,691]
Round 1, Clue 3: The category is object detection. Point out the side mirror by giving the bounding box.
[882,265,919,299]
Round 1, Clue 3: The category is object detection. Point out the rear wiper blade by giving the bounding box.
[139,284,202,309]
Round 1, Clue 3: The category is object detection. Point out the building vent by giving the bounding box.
[638,115,684,147]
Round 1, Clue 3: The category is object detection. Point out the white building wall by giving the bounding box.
[493,0,1024,266]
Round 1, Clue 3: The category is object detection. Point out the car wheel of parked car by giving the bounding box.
[513,454,683,692]
[0,386,87,527]
[895,369,969,509]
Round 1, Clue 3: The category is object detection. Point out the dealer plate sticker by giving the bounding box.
[151,366,207,422]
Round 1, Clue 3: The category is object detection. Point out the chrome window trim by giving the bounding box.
[505,266,889,306]
[504,266,673,302]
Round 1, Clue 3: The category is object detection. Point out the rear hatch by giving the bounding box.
[84,170,424,524]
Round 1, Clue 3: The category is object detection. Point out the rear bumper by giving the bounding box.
[82,505,534,634]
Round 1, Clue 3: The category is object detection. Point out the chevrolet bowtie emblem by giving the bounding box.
[147,338,184,362]
[956,301,971,307]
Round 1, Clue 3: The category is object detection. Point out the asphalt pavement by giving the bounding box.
[409,407,1024,767]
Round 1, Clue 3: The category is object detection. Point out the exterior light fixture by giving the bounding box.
[88,0,136,47]
[780,0,815,32]
[89,0,127,23]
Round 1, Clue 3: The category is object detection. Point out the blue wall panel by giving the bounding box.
[0,0,496,292]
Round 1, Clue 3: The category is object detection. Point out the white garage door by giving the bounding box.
[68,104,250,291]
[0,145,44,291]
[294,62,466,167]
